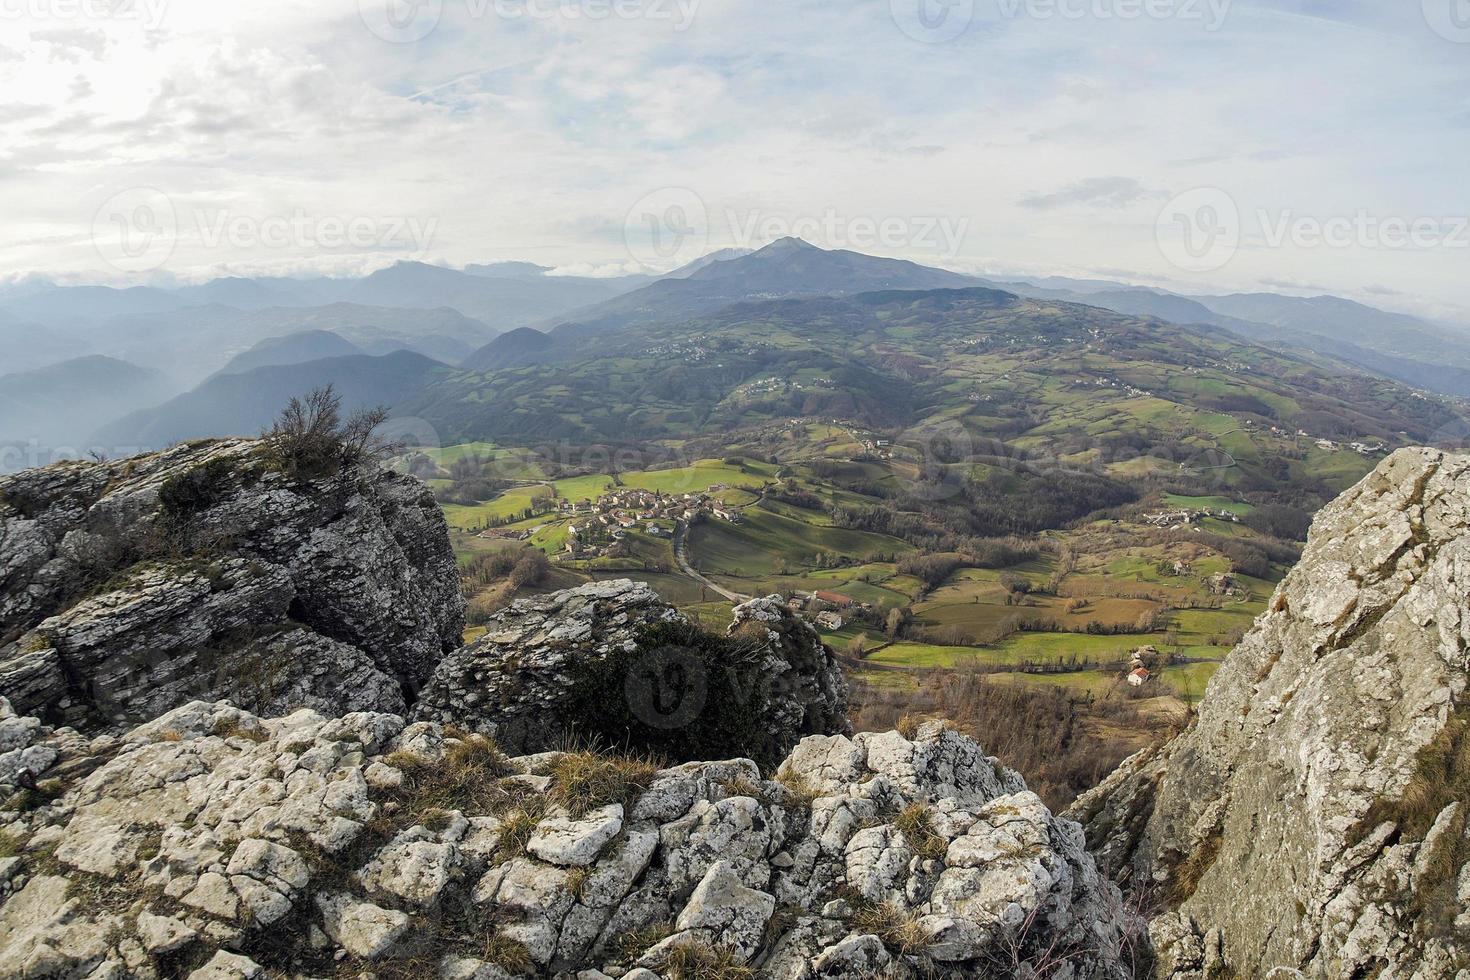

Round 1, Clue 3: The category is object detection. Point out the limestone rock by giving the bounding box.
[413,581,849,766]
[317,893,411,960]
[526,804,624,867]
[1071,448,1470,977]
[0,439,463,731]
[0,703,1135,978]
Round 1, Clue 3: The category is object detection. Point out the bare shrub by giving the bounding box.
[262,385,399,480]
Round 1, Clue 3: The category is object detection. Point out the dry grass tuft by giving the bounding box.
[851,898,931,957]
[773,770,819,808]
[893,802,949,861]
[211,719,268,743]
[548,751,658,818]
[565,865,591,902]
[478,933,535,974]
[720,776,765,800]
[385,734,517,820]
[611,921,676,962]
[662,941,756,980]
[896,714,924,740]
[1168,826,1224,906]
[494,802,547,863]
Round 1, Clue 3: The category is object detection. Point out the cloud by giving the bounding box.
[1019,177,1155,211]
[33,28,110,63]
[1258,277,1332,292]
[1363,283,1402,296]
[0,0,1463,313]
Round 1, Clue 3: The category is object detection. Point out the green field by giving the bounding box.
[619,459,777,495]
[1162,493,1255,516]
[691,505,911,579]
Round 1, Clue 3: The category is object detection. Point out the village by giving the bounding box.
[561,486,747,558]
[468,485,743,560]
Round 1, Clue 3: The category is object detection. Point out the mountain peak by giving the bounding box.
[757,236,822,254]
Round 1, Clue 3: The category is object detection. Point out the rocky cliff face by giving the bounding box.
[0,440,464,729]
[414,580,850,769]
[0,698,1142,979]
[1070,448,1470,978]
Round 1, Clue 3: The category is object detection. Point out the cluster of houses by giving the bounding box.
[562,487,742,558]
[1092,376,1155,399]
[847,427,891,458]
[1126,644,1169,687]
[1261,425,1386,456]
[642,340,712,363]
[1140,507,1242,529]
[780,589,880,632]
[738,376,835,397]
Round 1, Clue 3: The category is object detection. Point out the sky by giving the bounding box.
[1,0,1468,320]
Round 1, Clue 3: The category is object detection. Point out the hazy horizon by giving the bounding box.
[2,0,1468,323]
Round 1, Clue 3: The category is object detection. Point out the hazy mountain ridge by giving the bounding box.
[94,349,451,448]
[0,355,179,451]
[536,238,980,332]
[984,274,1470,398]
[8,242,1470,473]
[209,329,366,378]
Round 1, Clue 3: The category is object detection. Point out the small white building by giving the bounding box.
[814,611,844,631]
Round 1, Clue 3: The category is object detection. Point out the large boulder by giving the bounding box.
[0,699,1141,979]
[1070,448,1470,978]
[0,440,463,730]
[413,581,849,768]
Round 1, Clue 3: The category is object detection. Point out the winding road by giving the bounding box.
[672,519,751,603]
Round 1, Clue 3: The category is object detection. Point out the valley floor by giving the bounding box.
[416,433,1289,807]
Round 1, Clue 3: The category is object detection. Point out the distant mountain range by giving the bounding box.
[6,239,1470,472]
[95,350,451,448]
[977,277,1470,396]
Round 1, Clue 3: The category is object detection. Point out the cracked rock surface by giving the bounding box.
[1069,448,1470,978]
[0,440,463,731]
[0,700,1140,979]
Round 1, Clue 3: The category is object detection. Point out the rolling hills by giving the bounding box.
[414,278,1459,506]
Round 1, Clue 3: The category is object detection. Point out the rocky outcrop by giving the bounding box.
[1070,449,1470,978]
[0,698,1142,979]
[414,581,849,768]
[0,440,463,730]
